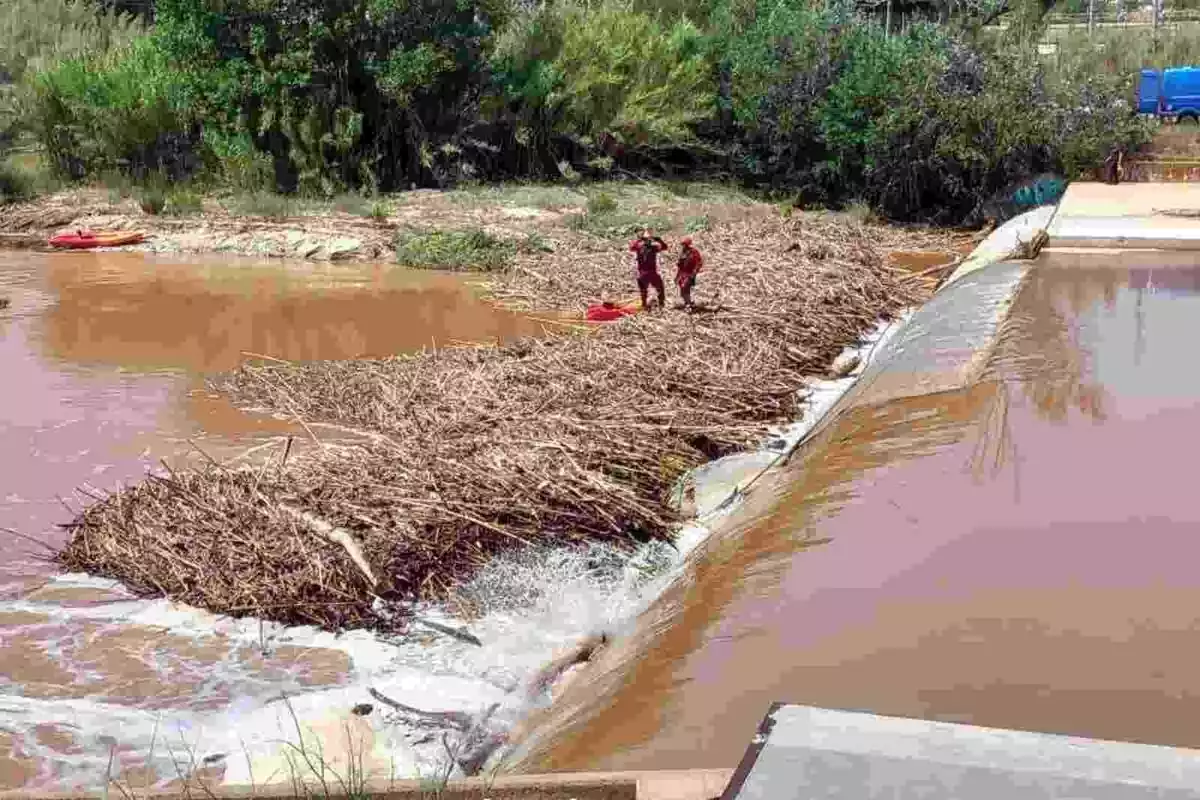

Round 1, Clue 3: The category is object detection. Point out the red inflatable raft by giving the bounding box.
[49,230,147,250]
[586,301,640,322]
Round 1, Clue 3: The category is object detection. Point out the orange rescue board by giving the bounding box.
[49,231,147,250]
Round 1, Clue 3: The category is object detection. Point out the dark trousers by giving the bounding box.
[638,271,665,308]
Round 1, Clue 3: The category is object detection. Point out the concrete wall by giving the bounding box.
[0,769,733,800]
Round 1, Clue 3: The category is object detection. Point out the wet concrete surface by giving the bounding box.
[514,258,1200,773]
[0,250,548,789]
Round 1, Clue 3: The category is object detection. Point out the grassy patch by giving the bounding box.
[367,199,390,221]
[567,210,671,239]
[586,190,618,214]
[223,192,298,219]
[394,228,515,271]
[220,191,394,220]
[137,186,166,215]
[329,193,378,217]
[684,214,711,233]
[842,201,881,225]
[449,183,586,210]
[519,231,555,254]
[165,187,203,216]
[658,181,754,204]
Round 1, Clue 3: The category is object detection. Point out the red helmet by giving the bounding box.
[681,237,693,247]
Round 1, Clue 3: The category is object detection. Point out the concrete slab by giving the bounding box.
[1048,182,1200,249]
[1053,181,1200,217]
[0,769,734,800]
[1038,247,1200,269]
[721,705,1200,800]
[837,260,1029,411]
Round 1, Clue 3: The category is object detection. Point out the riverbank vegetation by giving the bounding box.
[0,0,1155,224]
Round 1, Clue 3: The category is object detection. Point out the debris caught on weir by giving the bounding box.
[56,216,961,633]
[526,633,610,701]
[1011,228,1050,261]
[367,687,480,733]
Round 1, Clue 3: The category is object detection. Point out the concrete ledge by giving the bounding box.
[830,259,1030,413]
[1046,181,1200,250]
[723,705,1200,799]
[0,770,733,800]
[1047,219,1200,250]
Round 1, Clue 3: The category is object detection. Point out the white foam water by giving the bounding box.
[0,316,907,791]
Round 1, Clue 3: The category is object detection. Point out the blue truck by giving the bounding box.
[1138,66,1200,120]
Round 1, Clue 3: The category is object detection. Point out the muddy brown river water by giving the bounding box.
[513,255,1200,773]
[0,250,546,788]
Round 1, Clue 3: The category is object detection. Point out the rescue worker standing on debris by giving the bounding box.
[675,236,703,311]
[630,230,668,310]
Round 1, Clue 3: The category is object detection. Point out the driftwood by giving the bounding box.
[411,616,483,647]
[368,687,476,732]
[526,633,610,701]
[278,503,378,588]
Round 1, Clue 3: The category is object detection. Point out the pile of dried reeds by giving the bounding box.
[58,215,947,632]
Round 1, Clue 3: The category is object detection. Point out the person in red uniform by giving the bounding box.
[675,236,703,311]
[629,230,668,310]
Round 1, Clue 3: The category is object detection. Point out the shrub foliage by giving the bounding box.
[0,0,1158,223]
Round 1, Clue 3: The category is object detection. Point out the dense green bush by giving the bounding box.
[6,0,1155,223]
[494,1,711,143]
[394,228,516,270]
[28,37,197,180]
[0,159,31,203]
[0,0,140,83]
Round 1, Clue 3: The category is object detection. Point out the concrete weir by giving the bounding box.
[712,186,1200,797]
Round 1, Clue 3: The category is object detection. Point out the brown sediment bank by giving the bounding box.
[506,258,1200,774]
[55,212,962,634]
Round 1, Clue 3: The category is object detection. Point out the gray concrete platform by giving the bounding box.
[721,705,1200,799]
[1047,182,1200,249]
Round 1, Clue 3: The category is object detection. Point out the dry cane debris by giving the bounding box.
[57,215,954,633]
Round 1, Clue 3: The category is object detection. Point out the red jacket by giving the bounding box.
[676,246,703,277]
[629,238,667,274]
